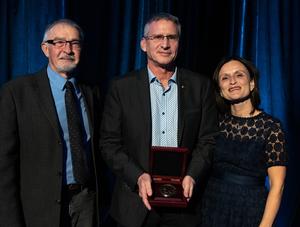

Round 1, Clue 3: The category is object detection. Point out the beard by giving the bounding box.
[56,62,77,74]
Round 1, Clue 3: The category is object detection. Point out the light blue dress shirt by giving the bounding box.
[47,66,91,185]
[148,67,178,147]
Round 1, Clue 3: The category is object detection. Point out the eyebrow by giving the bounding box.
[220,69,249,76]
[234,70,249,75]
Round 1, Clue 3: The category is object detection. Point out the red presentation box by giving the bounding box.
[149,146,189,208]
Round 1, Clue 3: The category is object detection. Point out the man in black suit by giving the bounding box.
[0,19,104,227]
[100,13,218,227]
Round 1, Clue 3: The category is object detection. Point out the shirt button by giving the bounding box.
[162,112,165,115]
[162,131,165,134]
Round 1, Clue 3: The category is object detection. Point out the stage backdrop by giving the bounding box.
[1,0,299,226]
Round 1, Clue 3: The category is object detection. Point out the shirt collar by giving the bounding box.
[147,67,177,84]
[47,65,78,92]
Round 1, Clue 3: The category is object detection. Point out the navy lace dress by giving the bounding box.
[199,112,287,227]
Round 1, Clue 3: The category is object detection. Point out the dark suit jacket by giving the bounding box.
[100,68,218,227]
[0,68,104,227]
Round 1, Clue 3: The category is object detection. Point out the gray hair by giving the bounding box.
[143,12,181,37]
[42,19,84,42]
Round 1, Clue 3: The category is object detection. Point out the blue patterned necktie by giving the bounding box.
[64,81,87,185]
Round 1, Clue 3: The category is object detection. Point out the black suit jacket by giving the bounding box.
[0,69,105,227]
[100,68,218,227]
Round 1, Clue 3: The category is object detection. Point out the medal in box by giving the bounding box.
[149,146,189,207]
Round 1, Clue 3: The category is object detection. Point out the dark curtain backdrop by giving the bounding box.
[1,0,299,226]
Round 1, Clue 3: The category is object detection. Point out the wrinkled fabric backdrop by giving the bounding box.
[1,0,299,226]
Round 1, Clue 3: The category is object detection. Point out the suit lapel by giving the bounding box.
[135,68,186,146]
[34,70,61,140]
[136,69,151,145]
[177,69,186,145]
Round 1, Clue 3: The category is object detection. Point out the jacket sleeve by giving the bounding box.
[0,83,25,226]
[99,80,144,190]
[186,78,218,183]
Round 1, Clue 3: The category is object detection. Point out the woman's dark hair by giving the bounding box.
[212,56,261,114]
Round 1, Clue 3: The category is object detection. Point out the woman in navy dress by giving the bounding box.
[199,57,287,227]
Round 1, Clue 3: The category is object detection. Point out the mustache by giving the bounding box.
[59,55,75,60]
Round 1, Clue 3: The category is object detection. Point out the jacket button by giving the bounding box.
[55,199,61,204]
[57,171,62,176]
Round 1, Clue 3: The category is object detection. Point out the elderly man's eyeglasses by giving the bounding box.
[45,40,82,49]
[144,34,179,42]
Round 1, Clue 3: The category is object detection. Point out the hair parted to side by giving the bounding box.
[212,56,261,114]
[143,12,181,37]
[42,19,84,42]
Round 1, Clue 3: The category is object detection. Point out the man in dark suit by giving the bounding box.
[100,13,218,227]
[0,19,104,227]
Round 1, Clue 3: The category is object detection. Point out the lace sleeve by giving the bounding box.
[266,120,288,167]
